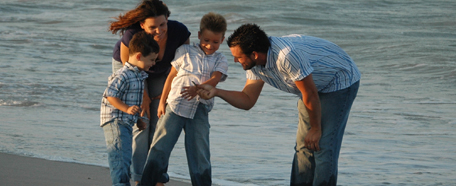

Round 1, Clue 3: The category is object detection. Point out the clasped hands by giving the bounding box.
[181,82,216,100]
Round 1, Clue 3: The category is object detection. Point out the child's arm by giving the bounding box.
[202,71,223,87]
[157,66,178,118]
[107,96,146,130]
[106,97,141,115]
[181,71,223,100]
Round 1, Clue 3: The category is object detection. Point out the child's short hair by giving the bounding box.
[129,31,159,57]
[200,12,227,35]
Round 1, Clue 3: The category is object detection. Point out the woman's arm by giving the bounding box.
[120,42,129,65]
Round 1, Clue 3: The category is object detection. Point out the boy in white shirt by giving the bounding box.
[140,12,228,186]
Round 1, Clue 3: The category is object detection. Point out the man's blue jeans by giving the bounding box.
[141,103,211,186]
[291,81,359,186]
[103,119,133,186]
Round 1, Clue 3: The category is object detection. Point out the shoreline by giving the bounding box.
[0,152,191,186]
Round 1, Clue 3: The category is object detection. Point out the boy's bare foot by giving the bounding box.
[155,183,165,186]
[135,181,140,186]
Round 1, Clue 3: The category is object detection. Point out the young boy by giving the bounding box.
[140,12,228,186]
[100,31,159,186]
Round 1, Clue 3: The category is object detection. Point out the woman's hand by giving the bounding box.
[141,94,151,119]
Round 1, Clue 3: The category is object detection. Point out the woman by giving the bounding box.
[109,0,190,185]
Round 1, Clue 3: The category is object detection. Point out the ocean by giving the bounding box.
[0,0,455,185]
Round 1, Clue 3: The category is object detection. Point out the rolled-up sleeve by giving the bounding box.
[214,55,228,82]
[103,75,127,98]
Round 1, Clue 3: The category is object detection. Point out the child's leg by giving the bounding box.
[132,75,166,183]
[103,119,133,186]
[183,104,211,186]
[140,105,185,186]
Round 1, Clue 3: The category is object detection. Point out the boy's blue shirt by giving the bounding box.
[100,62,148,127]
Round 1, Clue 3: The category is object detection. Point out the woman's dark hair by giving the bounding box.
[109,0,170,35]
[227,23,270,55]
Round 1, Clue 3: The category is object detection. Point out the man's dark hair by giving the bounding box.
[129,31,159,57]
[227,23,270,55]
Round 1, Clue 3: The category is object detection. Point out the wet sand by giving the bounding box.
[0,152,191,186]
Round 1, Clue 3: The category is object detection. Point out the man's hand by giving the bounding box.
[304,128,321,151]
[196,84,217,100]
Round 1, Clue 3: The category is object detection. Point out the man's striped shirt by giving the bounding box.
[246,35,361,95]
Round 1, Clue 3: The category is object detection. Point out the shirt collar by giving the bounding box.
[124,62,139,71]
[264,47,275,69]
[125,62,148,79]
[194,43,216,56]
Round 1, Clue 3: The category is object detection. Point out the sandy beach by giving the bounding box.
[0,152,191,186]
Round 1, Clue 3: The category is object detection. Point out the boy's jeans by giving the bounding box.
[103,119,133,186]
[141,104,211,186]
[291,81,359,186]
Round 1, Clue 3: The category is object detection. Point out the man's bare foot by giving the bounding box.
[135,181,140,186]
[155,182,164,186]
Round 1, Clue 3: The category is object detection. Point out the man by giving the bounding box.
[196,23,360,186]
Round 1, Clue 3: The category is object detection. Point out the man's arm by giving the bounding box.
[295,74,322,151]
[198,79,265,110]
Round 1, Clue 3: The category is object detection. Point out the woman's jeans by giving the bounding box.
[141,104,212,186]
[291,81,359,186]
[112,58,123,73]
[103,119,133,186]
[131,74,167,181]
